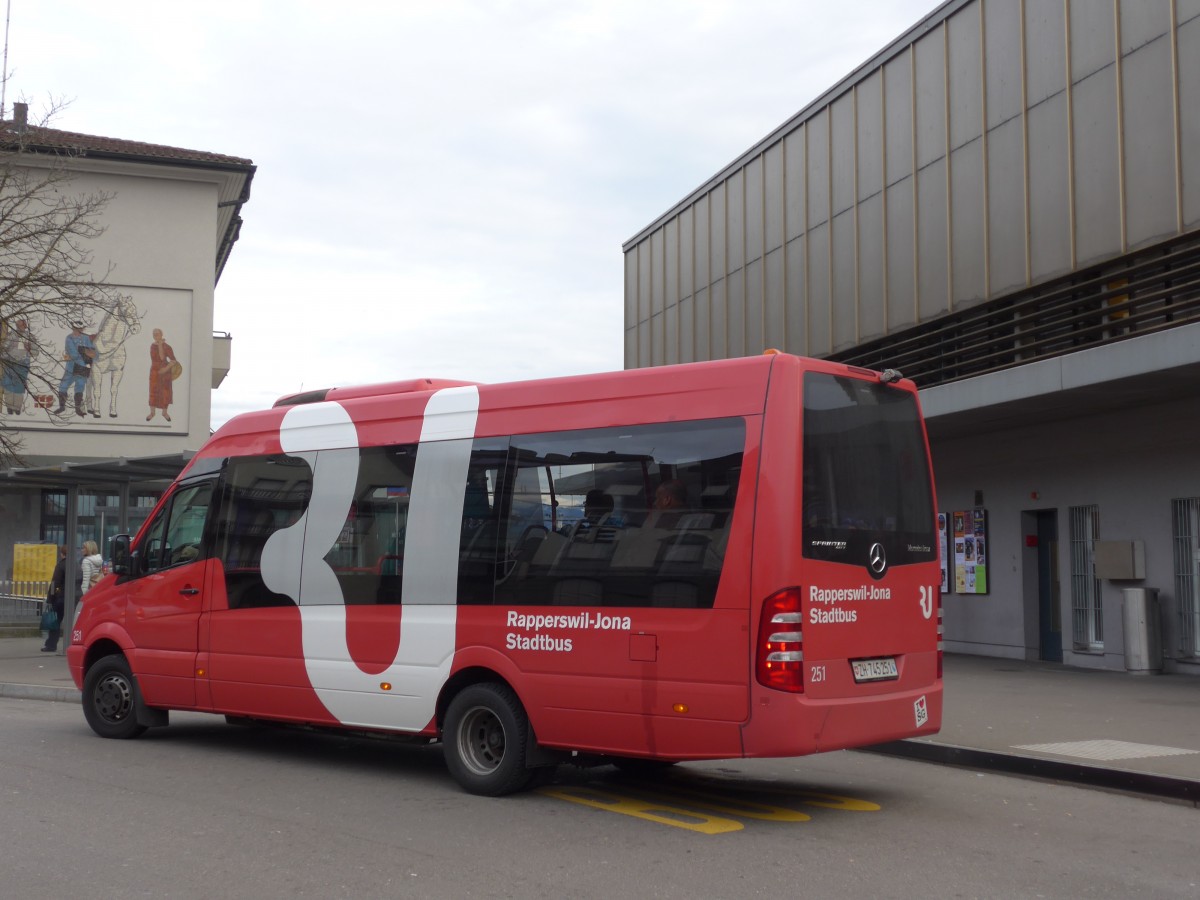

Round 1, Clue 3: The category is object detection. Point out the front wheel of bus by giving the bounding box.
[443,683,533,796]
[82,655,147,740]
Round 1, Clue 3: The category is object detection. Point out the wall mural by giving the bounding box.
[1,286,191,433]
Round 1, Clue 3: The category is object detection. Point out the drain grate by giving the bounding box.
[1011,739,1199,761]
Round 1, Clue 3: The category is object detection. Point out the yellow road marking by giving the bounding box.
[784,789,880,812]
[537,786,744,834]
[624,782,812,822]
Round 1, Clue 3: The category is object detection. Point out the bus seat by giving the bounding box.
[504,526,547,582]
[225,507,275,570]
[610,527,667,570]
[553,578,602,606]
[651,581,698,607]
[530,531,568,568]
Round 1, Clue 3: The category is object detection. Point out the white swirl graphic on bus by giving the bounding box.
[261,387,479,732]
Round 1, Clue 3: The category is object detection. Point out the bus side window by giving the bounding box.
[140,508,168,574]
[137,480,214,575]
[213,455,312,609]
[324,444,416,606]
[457,443,507,606]
[491,419,745,609]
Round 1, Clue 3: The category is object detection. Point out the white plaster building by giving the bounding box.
[0,105,254,580]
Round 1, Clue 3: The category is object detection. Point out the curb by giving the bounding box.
[0,627,41,638]
[863,739,1200,806]
[3,681,1198,804]
[0,682,81,704]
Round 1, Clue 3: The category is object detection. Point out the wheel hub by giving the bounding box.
[95,673,133,723]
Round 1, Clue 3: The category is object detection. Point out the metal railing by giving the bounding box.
[0,581,52,625]
[828,232,1200,389]
[1172,497,1200,658]
[0,580,52,599]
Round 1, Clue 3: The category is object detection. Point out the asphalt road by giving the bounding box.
[4,697,1197,899]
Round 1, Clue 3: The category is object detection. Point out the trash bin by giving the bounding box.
[1122,587,1162,674]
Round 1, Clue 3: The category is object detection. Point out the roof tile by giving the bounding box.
[0,123,253,167]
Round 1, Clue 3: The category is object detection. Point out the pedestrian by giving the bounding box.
[81,540,104,594]
[42,545,67,653]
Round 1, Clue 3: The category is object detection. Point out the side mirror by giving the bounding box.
[110,534,132,575]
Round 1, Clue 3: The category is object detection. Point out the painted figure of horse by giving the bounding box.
[87,295,142,418]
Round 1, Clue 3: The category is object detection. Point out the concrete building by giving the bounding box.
[0,105,254,583]
[622,0,1200,674]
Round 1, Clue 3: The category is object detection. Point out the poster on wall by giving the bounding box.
[5,286,191,433]
[938,512,949,593]
[13,543,57,590]
[953,508,988,594]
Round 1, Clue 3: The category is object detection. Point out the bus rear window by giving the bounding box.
[802,373,936,566]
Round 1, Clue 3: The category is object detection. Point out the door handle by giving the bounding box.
[179,587,200,596]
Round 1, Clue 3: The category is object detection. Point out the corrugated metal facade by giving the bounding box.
[623,0,1200,368]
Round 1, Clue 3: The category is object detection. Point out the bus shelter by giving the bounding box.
[0,452,193,634]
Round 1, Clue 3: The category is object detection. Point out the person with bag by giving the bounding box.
[41,545,67,653]
[81,540,105,593]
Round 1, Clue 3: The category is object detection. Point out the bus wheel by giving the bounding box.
[443,683,534,796]
[82,655,148,740]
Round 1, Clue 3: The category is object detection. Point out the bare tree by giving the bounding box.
[0,99,136,467]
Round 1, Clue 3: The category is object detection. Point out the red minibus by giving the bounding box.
[68,352,942,795]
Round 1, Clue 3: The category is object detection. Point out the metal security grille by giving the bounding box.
[1171,498,1200,658]
[829,232,1200,389]
[1069,505,1102,650]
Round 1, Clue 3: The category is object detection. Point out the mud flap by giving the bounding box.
[135,693,169,728]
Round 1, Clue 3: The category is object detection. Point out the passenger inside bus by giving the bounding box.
[582,488,614,525]
[654,479,687,510]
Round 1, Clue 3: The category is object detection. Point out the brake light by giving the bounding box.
[756,588,805,693]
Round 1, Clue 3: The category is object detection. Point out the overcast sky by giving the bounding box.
[12,0,935,429]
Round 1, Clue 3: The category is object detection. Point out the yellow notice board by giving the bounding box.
[14,543,57,587]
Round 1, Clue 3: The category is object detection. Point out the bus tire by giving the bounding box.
[443,683,534,796]
[82,655,148,740]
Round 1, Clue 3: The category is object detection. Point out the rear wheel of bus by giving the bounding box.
[443,683,534,796]
[82,655,148,740]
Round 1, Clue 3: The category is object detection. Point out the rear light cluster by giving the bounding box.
[756,588,805,693]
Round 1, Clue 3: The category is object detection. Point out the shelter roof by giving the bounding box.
[0,452,194,488]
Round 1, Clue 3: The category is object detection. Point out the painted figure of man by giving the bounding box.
[1,318,33,415]
[57,321,96,417]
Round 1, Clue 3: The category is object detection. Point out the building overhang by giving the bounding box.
[920,321,1200,442]
[0,451,194,489]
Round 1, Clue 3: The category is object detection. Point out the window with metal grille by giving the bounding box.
[1171,498,1200,658]
[1069,505,1102,650]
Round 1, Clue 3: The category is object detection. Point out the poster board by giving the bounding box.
[938,513,949,593]
[13,543,57,595]
[952,508,988,594]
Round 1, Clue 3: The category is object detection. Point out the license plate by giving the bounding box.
[852,657,898,683]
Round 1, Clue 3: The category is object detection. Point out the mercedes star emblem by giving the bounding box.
[868,542,887,575]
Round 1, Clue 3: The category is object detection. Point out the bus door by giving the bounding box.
[202,453,330,722]
[123,479,215,710]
